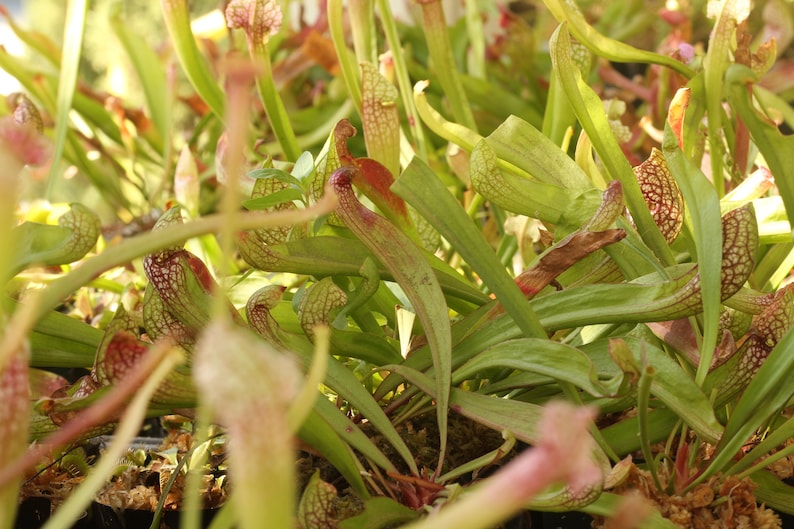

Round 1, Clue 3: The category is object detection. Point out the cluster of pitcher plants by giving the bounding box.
[2,0,794,527]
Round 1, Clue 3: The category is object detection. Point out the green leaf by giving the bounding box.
[11,203,101,274]
[338,497,419,529]
[581,338,723,443]
[662,89,725,384]
[750,470,794,515]
[330,166,452,472]
[245,289,405,473]
[599,409,680,456]
[388,366,607,511]
[549,24,674,267]
[394,157,546,338]
[109,3,169,154]
[469,139,570,225]
[389,364,543,443]
[697,325,794,486]
[486,115,593,190]
[532,265,700,329]
[249,167,300,185]
[453,339,619,398]
[235,234,488,305]
[160,0,225,120]
[581,493,680,528]
[728,65,794,240]
[532,199,756,333]
[541,0,694,78]
[0,5,61,66]
[28,309,102,368]
[47,0,88,194]
[703,0,750,196]
[242,188,305,211]
[309,382,406,473]
[298,410,369,497]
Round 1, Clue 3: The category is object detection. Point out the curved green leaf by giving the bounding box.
[550,24,674,268]
[453,339,619,398]
[394,157,545,338]
[542,0,694,78]
[330,166,452,472]
[581,338,723,443]
[47,0,88,193]
[469,139,570,225]
[160,0,225,120]
[700,325,794,486]
[662,89,725,384]
[750,470,794,515]
[12,203,101,274]
[235,233,488,305]
[728,65,794,241]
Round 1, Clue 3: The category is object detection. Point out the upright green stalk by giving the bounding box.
[328,0,363,111]
[226,0,300,161]
[374,0,428,159]
[416,0,477,132]
[637,364,664,492]
[46,0,87,199]
[703,0,749,197]
[161,0,225,120]
[214,57,255,300]
[464,0,486,79]
[349,0,377,64]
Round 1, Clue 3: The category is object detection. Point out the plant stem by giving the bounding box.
[416,0,477,132]
[375,0,428,159]
[161,0,225,120]
[638,364,664,492]
[180,403,213,529]
[328,0,362,111]
[464,0,486,79]
[349,0,376,64]
[249,38,300,161]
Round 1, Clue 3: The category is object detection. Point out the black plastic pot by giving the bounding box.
[529,510,593,528]
[14,500,216,529]
[15,498,94,529]
[91,502,216,529]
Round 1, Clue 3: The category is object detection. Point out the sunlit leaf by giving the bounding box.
[338,497,419,529]
[469,138,570,225]
[361,61,400,177]
[161,0,225,119]
[663,88,726,383]
[728,65,794,238]
[11,203,101,274]
[47,0,88,191]
[109,3,169,154]
[542,0,694,77]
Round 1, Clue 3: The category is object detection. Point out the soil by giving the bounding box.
[592,463,782,529]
